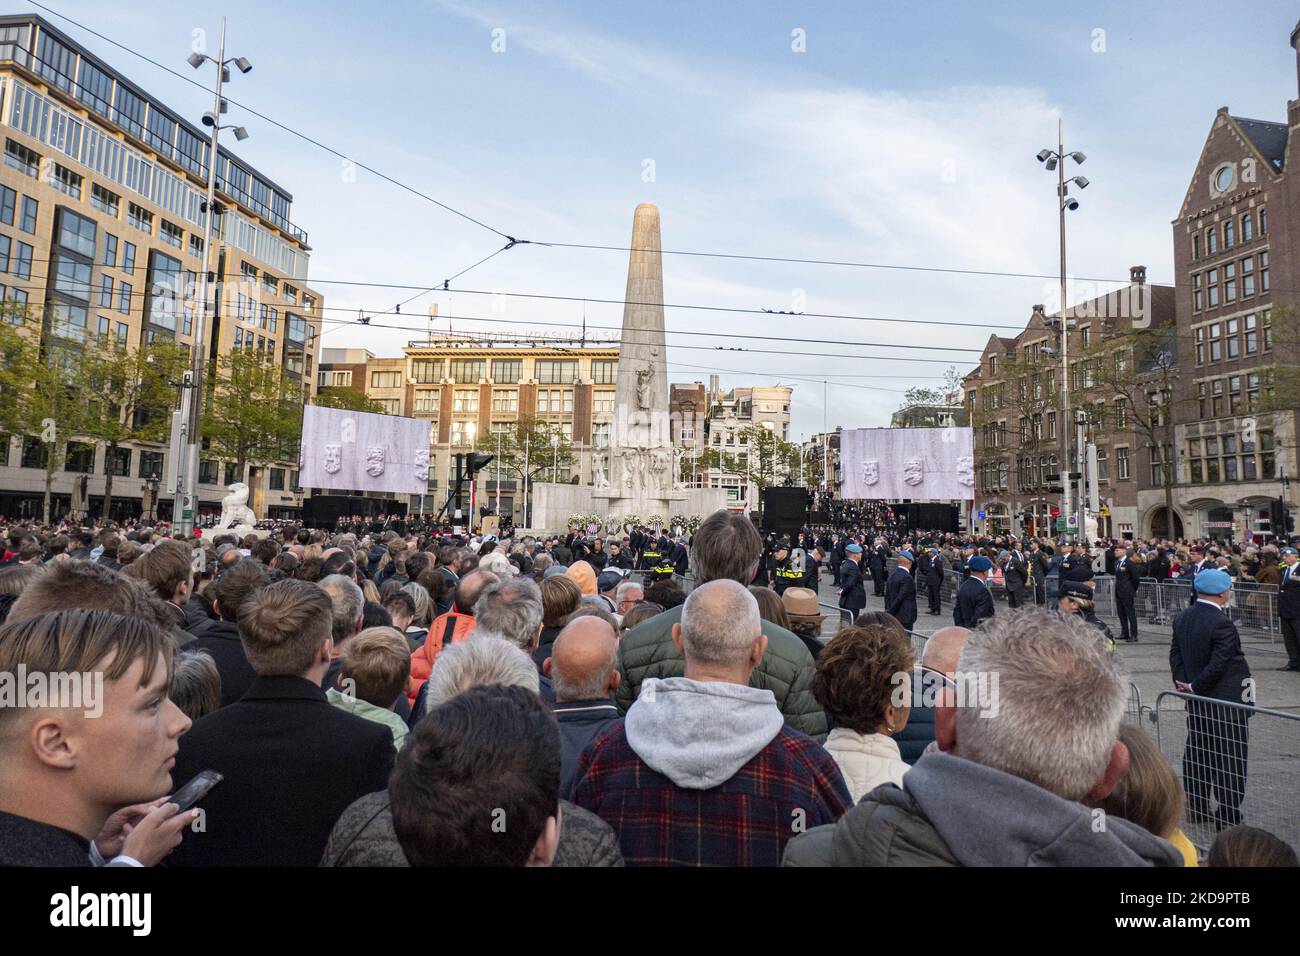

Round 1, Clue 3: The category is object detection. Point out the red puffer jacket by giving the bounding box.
[406,610,475,707]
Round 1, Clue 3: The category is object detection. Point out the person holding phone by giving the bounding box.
[0,608,196,866]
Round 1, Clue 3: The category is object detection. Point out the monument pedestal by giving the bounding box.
[530,483,730,533]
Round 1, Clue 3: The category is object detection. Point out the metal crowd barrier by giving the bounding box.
[1153,690,1300,854]
[1129,578,1282,650]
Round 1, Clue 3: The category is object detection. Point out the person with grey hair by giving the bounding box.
[473,576,544,654]
[573,579,850,867]
[784,608,1183,867]
[319,573,364,692]
[399,582,431,645]
[323,634,625,868]
[542,616,622,798]
[478,551,516,579]
[614,579,644,617]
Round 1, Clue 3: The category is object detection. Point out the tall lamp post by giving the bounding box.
[1037,122,1088,542]
[551,432,560,482]
[176,19,251,537]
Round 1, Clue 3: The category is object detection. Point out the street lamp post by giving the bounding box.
[1037,122,1088,542]
[495,429,502,515]
[176,19,251,537]
[551,433,559,482]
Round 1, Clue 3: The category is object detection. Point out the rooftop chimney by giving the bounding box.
[1130,265,1146,285]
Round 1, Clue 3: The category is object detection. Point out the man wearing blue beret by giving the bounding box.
[885,549,918,631]
[1170,568,1252,830]
[954,554,995,629]
[837,542,867,618]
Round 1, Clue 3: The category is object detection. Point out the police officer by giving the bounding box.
[1058,579,1115,652]
[954,555,995,629]
[1113,544,1142,643]
[885,549,918,631]
[1171,568,1252,829]
[638,534,661,572]
[924,546,944,615]
[1278,546,1300,672]
[838,542,867,619]
[768,541,803,596]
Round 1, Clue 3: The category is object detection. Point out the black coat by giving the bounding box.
[167,676,395,867]
[837,558,866,611]
[1170,601,1253,704]
[188,619,257,708]
[1113,558,1143,597]
[884,566,918,630]
[555,700,621,799]
[953,576,995,629]
[1004,551,1029,591]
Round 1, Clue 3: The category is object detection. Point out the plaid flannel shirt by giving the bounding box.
[572,721,851,867]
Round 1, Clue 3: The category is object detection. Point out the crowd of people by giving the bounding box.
[0,508,1295,868]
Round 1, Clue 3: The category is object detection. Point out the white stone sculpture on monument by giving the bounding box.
[672,446,685,489]
[636,366,653,410]
[592,452,610,489]
[218,482,257,532]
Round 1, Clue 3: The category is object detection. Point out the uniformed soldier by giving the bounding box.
[1113,544,1143,643]
[1058,579,1115,652]
[837,542,867,619]
[885,549,918,631]
[954,555,995,629]
[1171,569,1252,828]
[924,546,944,615]
[869,539,889,596]
[1004,542,1029,608]
[1279,547,1300,672]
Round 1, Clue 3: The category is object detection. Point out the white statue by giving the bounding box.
[650,447,672,495]
[593,452,610,489]
[672,446,685,489]
[956,455,975,488]
[636,366,653,410]
[365,446,387,477]
[218,482,257,530]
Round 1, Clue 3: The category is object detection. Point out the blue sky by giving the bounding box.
[37,0,1300,437]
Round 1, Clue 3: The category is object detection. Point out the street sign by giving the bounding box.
[977,510,987,520]
[1066,515,1079,528]
[1056,518,1067,532]
[1099,505,1110,517]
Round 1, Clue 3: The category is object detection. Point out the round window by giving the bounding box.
[1215,165,1234,193]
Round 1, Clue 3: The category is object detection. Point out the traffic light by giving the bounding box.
[1270,498,1286,536]
[465,452,494,473]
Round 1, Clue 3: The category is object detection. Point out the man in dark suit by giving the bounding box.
[924,547,944,615]
[1278,547,1300,672]
[1170,569,1252,830]
[187,559,271,707]
[869,540,888,596]
[885,549,918,631]
[954,555,995,629]
[1181,548,1211,606]
[1030,541,1050,605]
[168,579,396,867]
[838,543,867,619]
[1112,545,1142,643]
[1004,543,1029,609]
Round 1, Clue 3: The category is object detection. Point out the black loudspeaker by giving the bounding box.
[903,503,959,533]
[762,487,808,535]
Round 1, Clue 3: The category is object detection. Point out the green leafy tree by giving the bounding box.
[201,347,306,484]
[79,336,189,519]
[477,419,575,519]
[313,386,386,414]
[0,308,93,523]
[724,424,799,495]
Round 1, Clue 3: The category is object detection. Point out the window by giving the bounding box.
[1095,448,1108,481]
[1260,250,1269,291]
[91,183,120,217]
[118,282,132,313]
[0,185,12,225]
[1224,218,1235,249]
[1192,233,1200,259]
[412,359,442,383]
[1242,212,1253,242]
[0,235,8,273]
[262,272,277,296]
[1047,411,1056,439]
[375,398,400,415]
[20,437,48,470]
[19,195,37,233]
[123,241,136,274]
[1244,313,1258,354]
[450,420,475,445]
[1206,268,1219,308]
[102,233,118,268]
[1116,446,1130,480]
[104,447,131,476]
[1208,323,1222,362]
[13,242,31,280]
[413,389,440,413]
[127,202,152,233]
[593,421,611,448]
[535,359,577,384]
[490,358,521,382]
[1192,272,1202,312]
[1226,318,1239,358]
[1260,207,1268,235]
[189,234,204,259]
[591,359,617,385]
[1205,226,1217,255]
[1223,261,1236,303]
[53,255,91,299]
[536,388,573,415]
[116,322,128,347]
[96,315,109,337]
[1242,256,1255,296]
[452,389,478,413]
[269,468,285,490]
[51,164,82,199]
[370,371,401,388]
[138,451,164,479]
[1194,326,1205,364]
[491,388,517,413]
[224,463,240,487]
[65,441,94,473]
[160,220,183,248]
[199,460,219,485]
[450,359,484,384]
[593,391,615,415]
[5,139,39,177]
[1080,325,1090,347]
[58,208,97,258]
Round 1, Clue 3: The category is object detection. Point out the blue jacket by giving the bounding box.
[838,558,866,611]
[954,576,995,629]
[885,566,918,630]
[555,699,622,799]
[1171,601,1252,703]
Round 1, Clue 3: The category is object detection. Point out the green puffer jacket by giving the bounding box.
[781,781,959,866]
[615,604,828,741]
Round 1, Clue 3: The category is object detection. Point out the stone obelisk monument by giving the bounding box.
[529,203,727,530]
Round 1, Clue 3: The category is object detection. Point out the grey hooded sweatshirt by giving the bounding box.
[782,752,1183,867]
[624,677,785,789]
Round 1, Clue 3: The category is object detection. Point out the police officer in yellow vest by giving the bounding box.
[769,541,804,596]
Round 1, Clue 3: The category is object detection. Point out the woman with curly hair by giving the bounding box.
[811,612,914,804]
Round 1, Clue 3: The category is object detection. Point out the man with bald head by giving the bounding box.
[542,616,621,798]
[895,627,973,763]
[573,579,850,866]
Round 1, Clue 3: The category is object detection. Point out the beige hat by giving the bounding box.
[781,587,824,621]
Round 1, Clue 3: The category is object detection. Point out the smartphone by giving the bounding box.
[169,770,223,813]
